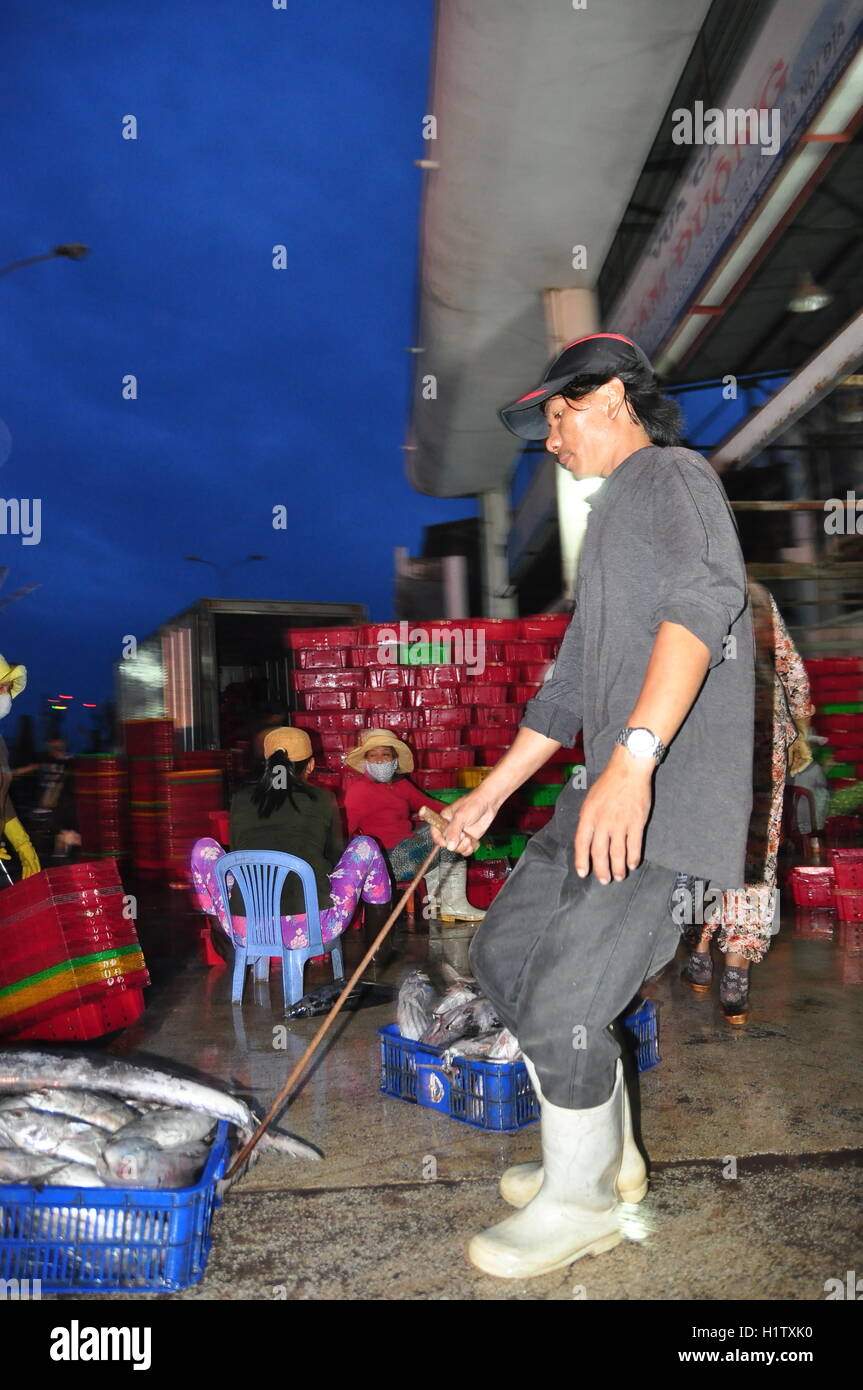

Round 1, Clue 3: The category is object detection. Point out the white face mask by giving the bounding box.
[365,758,398,783]
[0,693,11,720]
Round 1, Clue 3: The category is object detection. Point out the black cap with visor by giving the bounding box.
[499,332,655,441]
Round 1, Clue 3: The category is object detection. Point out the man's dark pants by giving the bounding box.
[469,786,685,1109]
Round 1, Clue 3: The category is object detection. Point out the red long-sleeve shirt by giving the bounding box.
[343,773,447,850]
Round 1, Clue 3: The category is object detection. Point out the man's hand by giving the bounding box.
[574,745,654,884]
[428,786,500,857]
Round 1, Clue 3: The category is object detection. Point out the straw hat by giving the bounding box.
[345,728,414,774]
[0,656,26,696]
[262,725,313,762]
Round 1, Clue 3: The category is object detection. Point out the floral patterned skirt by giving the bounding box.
[191,834,391,950]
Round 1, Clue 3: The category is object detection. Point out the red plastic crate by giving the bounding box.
[519,615,570,641]
[467,879,505,908]
[293,647,349,669]
[292,711,366,731]
[415,749,476,770]
[828,849,863,890]
[365,710,416,731]
[314,751,348,771]
[460,685,510,706]
[466,727,510,747]
[469,662,518,684]
[504,642,556,662]
[411,769,455,790]
[789,866,836,909]
[411,728,456,749]
[406,687,458,708]
[309,770,343,790]
[834,888,863,921]
[6,988,146,1042]
[284,626,362,650]
[467,859,509,883]
[478,747,506,765]
[300,689,355,711]
[347,643,400,668]
[355,689,404,710]
[805,658,863,674]
[419,706,470,726]
[416,665,465,687]
[474,704,521,725]
[364,665,417,687]
[292,670,365,691]
[817,716,863,734]
[511,683,542,704]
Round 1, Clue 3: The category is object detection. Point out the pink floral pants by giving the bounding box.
[191,834,391,950]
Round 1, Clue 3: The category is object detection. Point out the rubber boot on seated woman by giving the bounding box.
[191,726,392,953]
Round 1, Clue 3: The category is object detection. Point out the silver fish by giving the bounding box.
[112,1108,214,1149]
[487,1027,522,1062]
[420,982,482,1048]
[0,1147,64,1183]
[0,1109,105,1168]
[0,1049,320,1163]
[42,1162,107,1188]
[99,1136,211,1189]
[397,970,438,1042]
[12,1088,138,1133]
[447,1030,502,1060]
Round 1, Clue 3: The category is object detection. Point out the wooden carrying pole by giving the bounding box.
[225,804,475,1179]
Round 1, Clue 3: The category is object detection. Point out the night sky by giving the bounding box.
[1,0,474,745]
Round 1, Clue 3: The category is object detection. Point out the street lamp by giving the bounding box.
[185,554,266,596]
[0,244,91,279]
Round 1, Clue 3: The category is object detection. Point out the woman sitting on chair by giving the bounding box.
[191,726,392,949]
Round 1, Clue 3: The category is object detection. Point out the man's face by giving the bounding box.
[543,384,618,479]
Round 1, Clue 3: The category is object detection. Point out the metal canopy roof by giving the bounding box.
[406,0,712,499]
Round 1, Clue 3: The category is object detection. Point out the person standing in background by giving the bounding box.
[680,581,815,1022]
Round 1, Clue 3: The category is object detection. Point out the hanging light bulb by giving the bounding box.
[788,271,832,313]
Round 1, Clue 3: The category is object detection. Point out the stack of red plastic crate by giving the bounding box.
[72,754,130,861]
[0,860,149,1041]
[165,768,227,886]
[125,719,175,877]
[805,657,863,844]
[284,616,583,836]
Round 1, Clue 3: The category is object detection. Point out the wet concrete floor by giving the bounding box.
[65,899,862,1301]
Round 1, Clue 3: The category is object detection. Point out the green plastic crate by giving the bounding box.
[399,642,452,665]
[522,783,564,805]
[827,763,857,779]
[819,702,863,715]
[434,787,471,803]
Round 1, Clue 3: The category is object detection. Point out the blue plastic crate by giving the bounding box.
[0,1120,229,1294]
[380,999,660,1130]
[379,1024,539,1132]
[623,998,661,1073]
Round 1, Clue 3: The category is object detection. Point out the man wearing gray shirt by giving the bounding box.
[430,334,754,1280]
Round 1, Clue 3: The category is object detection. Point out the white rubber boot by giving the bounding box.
[468,1058,624,1280]
[437,855,486,922]
[500,1056,647,1208]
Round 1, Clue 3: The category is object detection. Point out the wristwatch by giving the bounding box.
[615,726,667,764]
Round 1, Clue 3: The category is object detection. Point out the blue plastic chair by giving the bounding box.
[215,850,345,1009]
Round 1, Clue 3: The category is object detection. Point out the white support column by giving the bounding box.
[480,489,517,617]
[544,288,600,598]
